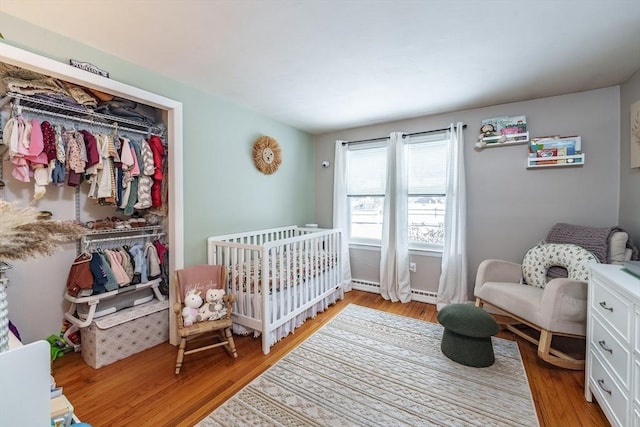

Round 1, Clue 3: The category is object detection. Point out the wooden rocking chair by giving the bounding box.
[173,264,237,374]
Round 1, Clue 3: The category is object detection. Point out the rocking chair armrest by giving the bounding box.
[222,293,236,319]
[223,293,236,306]
[173,302,186,328]
[474,259,523,294]
[173,302,183,315]
[538,278,588,332]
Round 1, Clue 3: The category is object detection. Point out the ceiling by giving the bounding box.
[1,0,639,135]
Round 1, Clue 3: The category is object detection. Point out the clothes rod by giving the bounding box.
[83,232,165,245]
[342,123,467,146]
[18,105,153,136]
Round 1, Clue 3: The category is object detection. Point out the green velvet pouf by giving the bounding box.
[437,303,499,368]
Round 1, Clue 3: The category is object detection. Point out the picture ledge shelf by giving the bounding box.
[527,153,585,168]
[475,131,529,150]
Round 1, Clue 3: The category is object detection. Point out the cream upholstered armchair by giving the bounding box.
[475,224,638,370]
[474,250,593,370]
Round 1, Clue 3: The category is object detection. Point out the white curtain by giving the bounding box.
[437,122,468,310]
[333,140,352,291]
[379,132,411,303]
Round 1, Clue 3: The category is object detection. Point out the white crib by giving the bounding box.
[207,226,344,354]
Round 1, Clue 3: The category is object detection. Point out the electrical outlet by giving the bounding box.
[409,262,416,272]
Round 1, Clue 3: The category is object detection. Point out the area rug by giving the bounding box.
[196,304,539,426]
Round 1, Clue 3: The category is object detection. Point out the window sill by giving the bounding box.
[348,243,442,257]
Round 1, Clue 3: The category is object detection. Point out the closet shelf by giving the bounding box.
[84,225,164,237]
[4,92,163,135]
[82,225,164,248]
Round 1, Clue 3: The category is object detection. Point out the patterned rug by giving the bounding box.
[196,304,539,426]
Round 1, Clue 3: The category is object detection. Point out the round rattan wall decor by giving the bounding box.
[252,135,282,175]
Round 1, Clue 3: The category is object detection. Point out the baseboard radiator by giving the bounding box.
[351,279,438,304]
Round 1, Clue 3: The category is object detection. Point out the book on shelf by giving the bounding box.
[556,147,567,164]
[536,149,557,165]
[529,136,581,158]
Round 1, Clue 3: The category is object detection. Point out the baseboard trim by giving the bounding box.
[351,279,437,304]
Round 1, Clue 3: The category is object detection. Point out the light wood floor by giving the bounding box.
[52,290,609,426]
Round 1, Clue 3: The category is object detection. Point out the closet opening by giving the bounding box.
[0,42,184,351]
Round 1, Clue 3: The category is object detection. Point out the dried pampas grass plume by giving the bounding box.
[0,200,87,261]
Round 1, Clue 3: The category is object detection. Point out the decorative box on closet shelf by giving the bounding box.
[80,298,169,369]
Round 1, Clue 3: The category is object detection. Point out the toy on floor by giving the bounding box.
[46,334,74,360]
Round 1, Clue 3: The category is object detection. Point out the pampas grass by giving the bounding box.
[0,200,87,261]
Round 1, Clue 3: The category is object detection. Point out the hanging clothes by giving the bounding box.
[147,135,165,208]
[123,139,142,215]
[145,242,161,280]
[128,243,147,284]
[63,130,87,187]
[134,138,154,209]
[104,249,130,287]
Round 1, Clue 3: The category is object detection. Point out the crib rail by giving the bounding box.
[207,226,343,354]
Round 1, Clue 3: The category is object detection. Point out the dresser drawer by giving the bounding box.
[590,351,629,427]
[635,359,640,408]
[592,277,632,341]
[636,310,640,354]
[591,318,631,388]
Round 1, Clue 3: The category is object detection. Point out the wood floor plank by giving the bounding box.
[51,291,608,427]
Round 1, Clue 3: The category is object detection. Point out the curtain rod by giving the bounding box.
[341,123,467,146]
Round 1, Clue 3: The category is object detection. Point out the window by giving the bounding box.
[347,143,387,244]
[407,136,448,248]
[346,134,448,249]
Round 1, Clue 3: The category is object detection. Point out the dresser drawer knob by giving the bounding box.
[598,340,613,354]
[598,301,614,312]
[597,379,612,395]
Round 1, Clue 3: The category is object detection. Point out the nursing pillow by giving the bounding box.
[521,242,599,288]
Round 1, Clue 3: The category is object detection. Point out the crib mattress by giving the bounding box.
[231,250,338,292]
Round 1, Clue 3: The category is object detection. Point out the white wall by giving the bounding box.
[619,68,640,241]
[314,87,621,298]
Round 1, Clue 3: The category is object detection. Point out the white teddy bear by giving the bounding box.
[182,289,203,327]
[196,288,226,322]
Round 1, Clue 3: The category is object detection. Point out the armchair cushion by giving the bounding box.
[521,243,598,288]
[609,231,629,265]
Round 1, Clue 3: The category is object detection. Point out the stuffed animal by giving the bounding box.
[182,289,203,327]
[480,123,496,137]
[196,288,227,322]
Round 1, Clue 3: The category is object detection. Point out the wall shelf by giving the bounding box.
[527,153,585,168]
[475,131,529,150]
[528,135,584,169]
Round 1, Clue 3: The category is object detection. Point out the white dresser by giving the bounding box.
[586,264,640,426]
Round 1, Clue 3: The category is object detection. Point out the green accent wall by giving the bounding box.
[0,12,315,265]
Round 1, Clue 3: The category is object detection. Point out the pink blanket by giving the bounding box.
[177,264,225,300]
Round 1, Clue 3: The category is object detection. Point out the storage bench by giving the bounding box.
[81,299,169,369]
